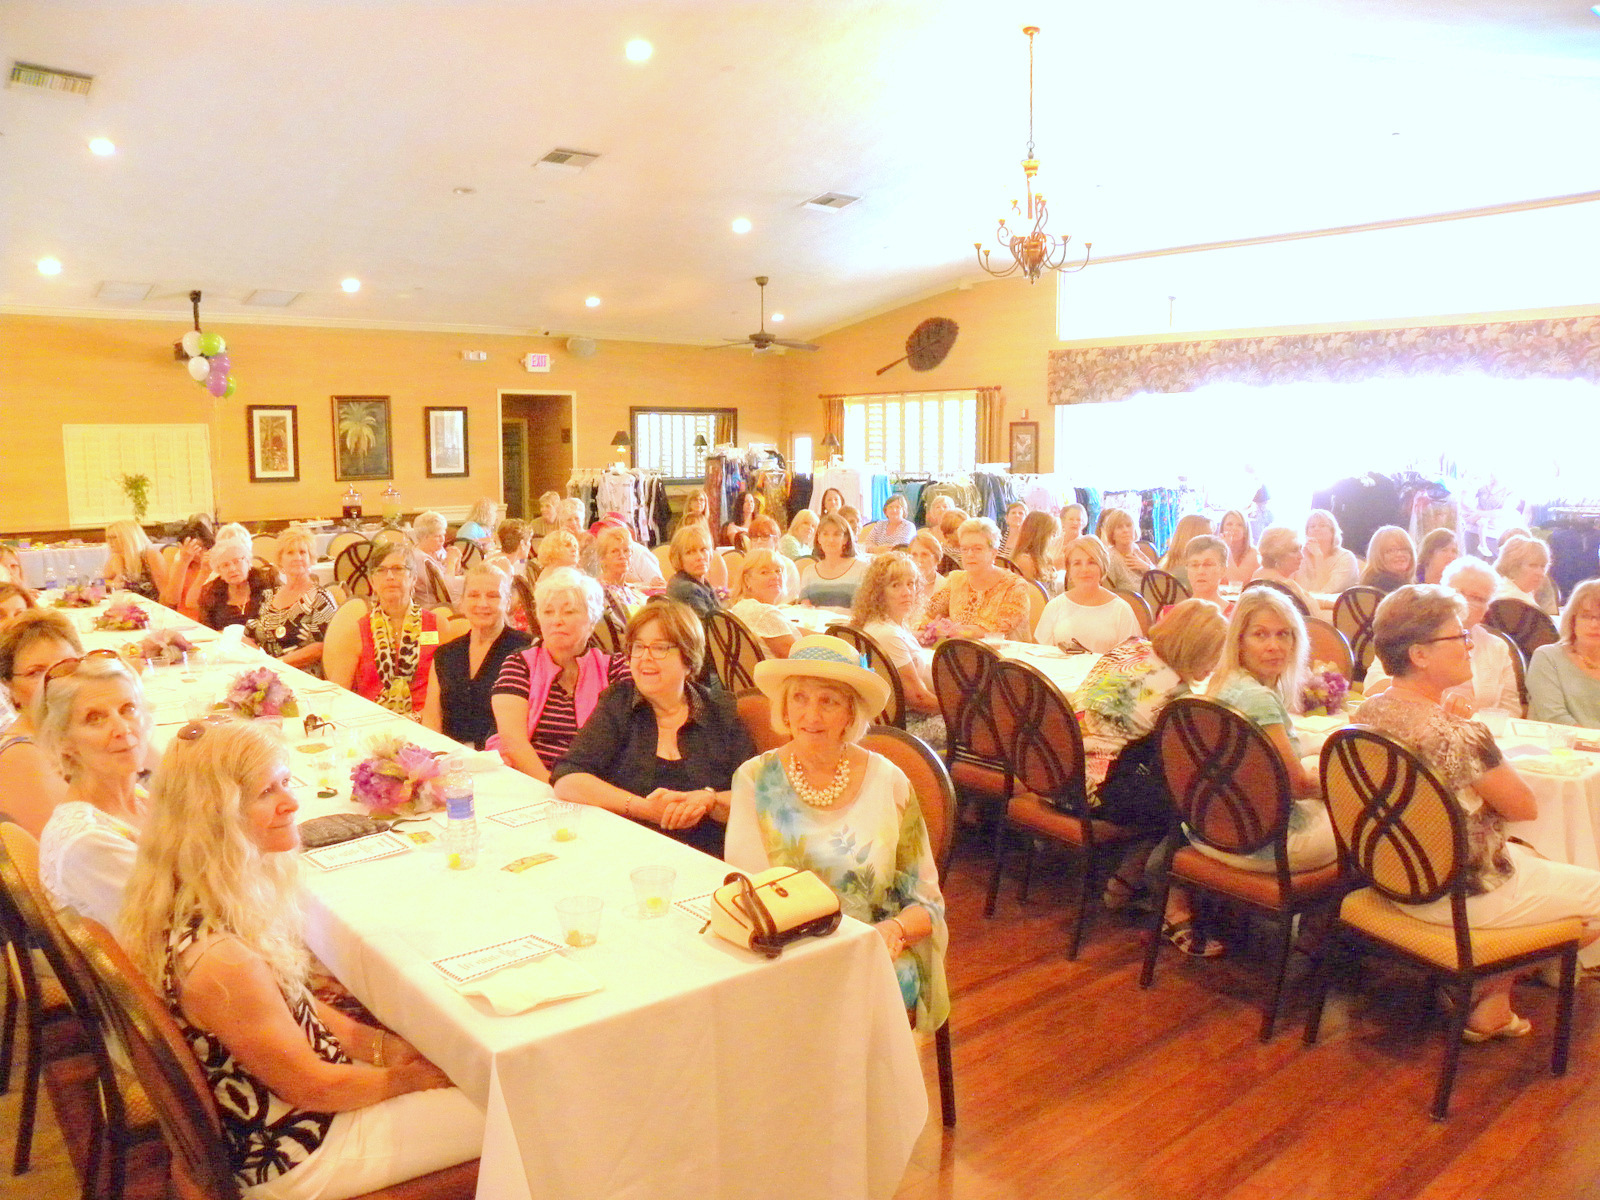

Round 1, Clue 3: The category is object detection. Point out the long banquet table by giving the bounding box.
[63,594,927,1200]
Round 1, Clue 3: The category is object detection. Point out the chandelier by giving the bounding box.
[974,26,1090,284]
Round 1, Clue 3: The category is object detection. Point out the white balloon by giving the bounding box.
[187,355,211,381]
[181,330,203,357]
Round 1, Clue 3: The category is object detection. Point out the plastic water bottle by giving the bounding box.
[66,560,80,588]
[440,754,478,870]
[44,565,58,592]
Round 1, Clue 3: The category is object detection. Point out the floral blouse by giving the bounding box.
[1073,640,1187,798]
[725,750,950,1033]
[925,570,1032,640]
[246,585,337,664]
[1354,689,1512,895]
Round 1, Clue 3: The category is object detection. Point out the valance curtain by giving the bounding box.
[822,396,844,452]
[1047,315,1600,406]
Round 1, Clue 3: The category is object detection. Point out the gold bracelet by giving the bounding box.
[373,1030,386,1068]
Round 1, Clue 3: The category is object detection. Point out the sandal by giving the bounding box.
[1102,871,1143,912]
[1462,1013,1533,1043]
[1161,919,1225,959]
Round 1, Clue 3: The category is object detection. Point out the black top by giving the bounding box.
[551,678,756,858]
[433,626,533,749]
[198,569,275,631]
[665,571,720,619]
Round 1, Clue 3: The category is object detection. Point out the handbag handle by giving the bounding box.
[724,870,778,944]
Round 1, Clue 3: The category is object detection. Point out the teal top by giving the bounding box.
[797,558,867,610]
[1527,644,1600,729]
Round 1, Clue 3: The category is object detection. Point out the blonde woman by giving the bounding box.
[1361,525,1417,594]
[851,551,941,719]
[1157,514,1212,588]
[246,530,337,673]
[1527,578,1600,728]
[121,720,482,1198]
[937,509,968,554]
[423,564,531,749]
[1098,508,1153,593]
[1218,509,1259,587]
[664,522,721,619]
[529,490,563,539]
[671,491,729,592]
[1010,510,1061,595]
[1416,527,1459,586]
[536,527,580,573]
[0,611,83,838]
[730,549,801,658]
[1033,536,1140,654]
[907,532,943,593]
[778,509,818,562]
[1296,509,1359,594]
[1494,534,1554,613]
[1251,526,1315,612]
[103,519,166,600]
[456,497,500,545]
[745,515,800,602]
[1058,503,1088,544]
[924,518,1032,640]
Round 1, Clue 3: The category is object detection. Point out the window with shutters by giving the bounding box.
[629,408,736,482]
[840,391,977,474]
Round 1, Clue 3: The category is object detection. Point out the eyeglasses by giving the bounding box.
[628,640,680,661]
[1420,630,1472,647]
[373,565,411,577]
[40,649,121,702]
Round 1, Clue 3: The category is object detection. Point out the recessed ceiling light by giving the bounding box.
[585,296,602,308]
[625,38,652,62]
[770,313,785,323]
[88,137,115,156]
[341,278,361,293]
[452,186,476,195]
[731,217,753,235]
[37,257,62,276]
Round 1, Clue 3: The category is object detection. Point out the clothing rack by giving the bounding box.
[567,466,669,547]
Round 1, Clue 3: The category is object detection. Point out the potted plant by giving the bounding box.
[120,474,151,524]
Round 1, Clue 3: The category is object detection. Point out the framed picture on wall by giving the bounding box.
[425,406,469,477]
[1008,421,1039,474]
[247,405,300,482]
[332,396,393,481]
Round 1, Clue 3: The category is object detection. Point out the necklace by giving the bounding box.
[371,606,424,713]
[784,750,852,808]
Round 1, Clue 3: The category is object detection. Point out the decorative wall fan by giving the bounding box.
[876,317,958,375]
[709,277,819,352]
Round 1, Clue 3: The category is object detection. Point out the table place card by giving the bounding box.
[1509,719,1551,740]
[489,802,554,828]
[302,831,412,871]
[343,710,400,728]
[674,890,716,922]
[432,933,565,985]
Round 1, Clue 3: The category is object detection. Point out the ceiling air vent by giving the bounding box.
[9,62,93,96]
[535,148,600,174]
[803,192,859,211]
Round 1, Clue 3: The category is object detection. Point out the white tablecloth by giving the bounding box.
[72,596,926,1200]
[16,544,110,589]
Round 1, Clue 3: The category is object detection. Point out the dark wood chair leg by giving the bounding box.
[1018,839,1038,904]
[1302,927,1341,1046]
[0,963,16,1095]
[935,1021,956,1127]
[1260,914,1297,1042]
[81,1095,106,1200]
[1066,852,1096,961]
[1140,872,1174,989]
[982,821,1010,918]
[12,1013,40,1174]
[1554,947,1577,1077]
[1431,977,1473,1120]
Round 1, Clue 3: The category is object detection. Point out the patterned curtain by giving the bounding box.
[822,396,844,451]
[714,412,736,445]
[976,387,1005,463]
[1047,315,1600,406]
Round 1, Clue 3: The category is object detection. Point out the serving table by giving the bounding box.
[14,543,110,589]
[63,594,927,1200]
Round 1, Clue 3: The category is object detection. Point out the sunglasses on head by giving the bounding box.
[40,649,122,703]
[177,713,231,742]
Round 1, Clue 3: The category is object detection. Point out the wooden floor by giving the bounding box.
[7,839,1600,1200]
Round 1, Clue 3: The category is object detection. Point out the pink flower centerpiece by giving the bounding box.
[226,667,299,720]
[96,600,150,631]
[53,581,107,608]
[916,617,959,649]
[1300,662,1351,717]
[350,734,444,817]
[136,629,195,665]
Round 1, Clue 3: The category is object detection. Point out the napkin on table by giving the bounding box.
[450,955,602,1016]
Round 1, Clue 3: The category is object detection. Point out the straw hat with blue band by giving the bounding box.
[753,634,891,721]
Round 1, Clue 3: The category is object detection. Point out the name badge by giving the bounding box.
[420,630,440,645]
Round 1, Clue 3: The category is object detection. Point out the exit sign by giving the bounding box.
[522,352,552,373]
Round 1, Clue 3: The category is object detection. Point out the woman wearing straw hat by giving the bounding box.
[726,634,950,1032]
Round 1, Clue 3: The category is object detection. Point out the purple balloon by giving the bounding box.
[207,373,228,397]
[210,352,231,375]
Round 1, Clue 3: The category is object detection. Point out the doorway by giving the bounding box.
[501,393,573,522]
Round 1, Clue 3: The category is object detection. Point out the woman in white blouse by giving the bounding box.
[851,551,940,717]
[1295,509,1359,594]
[1494,535,1555,614]
[1034,537,1141,654]
[730,550,802,658]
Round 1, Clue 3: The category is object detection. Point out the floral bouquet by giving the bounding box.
[350,734,444,817]
[96,600,150,631]
[917,616,959,648]
[1300,661,1351,716]
[225,667,299,719]
[53,581,107,608]
[135,629,195,666]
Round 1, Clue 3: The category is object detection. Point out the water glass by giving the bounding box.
[555,895,603,947]
[630,866,676,919]
[548,800,585,844]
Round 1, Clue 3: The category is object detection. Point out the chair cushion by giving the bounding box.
[1340,887,1582,970]
[1008,793,1140,846]
[949,759,1010,801]
[1171,846,1342,907]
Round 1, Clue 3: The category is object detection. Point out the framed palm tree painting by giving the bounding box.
[332,396,393,481]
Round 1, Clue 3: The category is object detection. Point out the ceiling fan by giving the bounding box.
[709,276,819,352]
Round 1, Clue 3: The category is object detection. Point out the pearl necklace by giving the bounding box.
[785,751,852,808]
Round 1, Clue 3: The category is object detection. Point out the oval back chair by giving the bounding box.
[704,608,767,693]
[1140,568,1189,613]
[1484,597,1559,664]
[1113,589,1154,635]
[825,623,906,728]
[1304,617,1354,680]
[1332,585,1385,683]
[929,639,1008,809]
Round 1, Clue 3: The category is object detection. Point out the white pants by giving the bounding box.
[1187,799,1339,874]
[1407,842,1600,933]
[245,1087,484,1200]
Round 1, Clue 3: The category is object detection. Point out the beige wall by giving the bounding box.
[0,315,786,531]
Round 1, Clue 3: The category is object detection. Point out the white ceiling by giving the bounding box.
[3,0,1598,344]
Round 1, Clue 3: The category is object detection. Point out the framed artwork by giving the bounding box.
[1008,420,1039,474]
[246,405,299,482]
[425,406,469,477]
[332,396,393,481]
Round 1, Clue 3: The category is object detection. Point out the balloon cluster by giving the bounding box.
[181,329,237,398]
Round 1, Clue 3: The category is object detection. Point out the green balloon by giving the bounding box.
[198,331,225,356]
[224,375,238,398]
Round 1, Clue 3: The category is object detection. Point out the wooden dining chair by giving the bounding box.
[333,540,378,598]
[704,609,767,692]
[1113,589,1154,635]
[652,544,675,580]
[1022,578,1048,637]
[930,639,1010,817]
[449,537,483,569]
[1143,695,1344,1041]
[1332,585,1384,683]
[826,624,906,728]
[734,687,786,753]
[1309,726,1580,1119]
[861,725,957,1127]
[939,552,960,576]
[0,824,158,1200]
[590,608,624,657]
[58,910,480,1200]
[251,534,280,567]
[1484,598,1559,665]
[1136,540,1159,563]
[1303,617,1354,680]
[1484,626,1529,714]
[325,530,367,564]
[996,554,1022,578]
[320,597,370,689]
[984,659,1143,959]
[1140,568,1189,613]
[720,549,745,592]
[1241,577,1311,617]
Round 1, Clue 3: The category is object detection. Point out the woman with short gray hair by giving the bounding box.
[422,564,531,748]
[923,516,1032,639]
